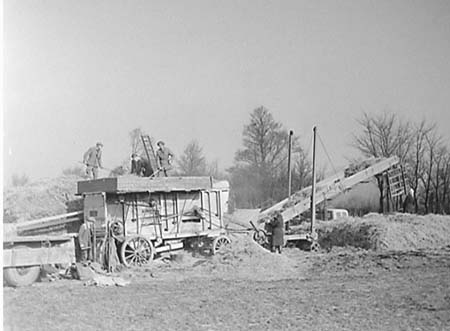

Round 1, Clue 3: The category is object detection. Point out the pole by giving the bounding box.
[287,130,294,200]
[310,126,317,233]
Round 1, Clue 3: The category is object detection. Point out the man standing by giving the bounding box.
[83,142,103,179]
[131,153,144,176]
[270,211,284,254]
[78,217,94,262]
[155,141,174,177]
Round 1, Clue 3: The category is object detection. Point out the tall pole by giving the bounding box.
[287,130,293,200]
[310,126,317,233]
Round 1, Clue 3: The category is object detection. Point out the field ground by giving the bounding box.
[4,244,450,331]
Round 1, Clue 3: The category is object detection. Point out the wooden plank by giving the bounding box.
[15,211,83,228]
[4,234,76,243]
[77,176,217,194]
[3,239,76,267]
[260,172,344,217]
[77,177,118,194]
[17,216,82,232]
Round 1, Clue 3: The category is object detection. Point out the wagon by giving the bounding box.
[3,234,76,286]
[77,176,231,266]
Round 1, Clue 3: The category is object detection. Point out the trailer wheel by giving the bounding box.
[212,235,231,254]
[310,241,320,252]
[120,236,154,267]
[4,265,41,287]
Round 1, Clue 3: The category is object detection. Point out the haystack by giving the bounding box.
[317,213,450,251]
[3,175,82,223]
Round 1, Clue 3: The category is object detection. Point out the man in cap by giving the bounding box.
[155,141,174,177]
[83,142,103,179]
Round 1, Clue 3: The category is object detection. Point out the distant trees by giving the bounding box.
[176,140,226,179]
[129,128,145,156]
[177,140,207,176]
[228,106,312,208]
[352,111,450,214]
[62,166,85,177]
[11,173,29,187]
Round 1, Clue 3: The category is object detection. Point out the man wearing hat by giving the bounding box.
[155,140,174,177]
[83,142,103,179]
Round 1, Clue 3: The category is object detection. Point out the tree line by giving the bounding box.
[352,111,450,214]
[46,107,450,216]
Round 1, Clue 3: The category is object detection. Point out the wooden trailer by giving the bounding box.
[77,176,231,267]
[3,234,76,286]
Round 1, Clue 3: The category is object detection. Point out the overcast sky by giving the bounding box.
[3,0,450,182]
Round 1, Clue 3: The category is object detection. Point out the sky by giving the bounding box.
[3,0,450,183]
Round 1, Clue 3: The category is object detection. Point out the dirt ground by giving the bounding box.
[4,241,450,331]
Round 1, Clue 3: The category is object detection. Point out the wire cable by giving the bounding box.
[317,132,339,176]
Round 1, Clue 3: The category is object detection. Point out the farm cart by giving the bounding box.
[3,234,76,286]
[77,176,232,267]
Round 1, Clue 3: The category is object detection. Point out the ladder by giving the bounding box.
[387,166,406,198]
[140,135,159,176]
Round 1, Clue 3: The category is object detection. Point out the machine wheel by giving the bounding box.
[252,230,268,246]
[212,235,231,254]
[4,265,41,287]
[120,236,154,267]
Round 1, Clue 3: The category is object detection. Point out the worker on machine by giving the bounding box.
[83,142,103,179]
[156,141,174,177]
[131,153,145,176]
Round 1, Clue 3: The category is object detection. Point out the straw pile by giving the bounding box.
[317,213,450,251]
[197,234,302,280]
[3,175,82,223]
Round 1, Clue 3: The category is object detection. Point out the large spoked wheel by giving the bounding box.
[212,235,231,254]
[120,236,154,267]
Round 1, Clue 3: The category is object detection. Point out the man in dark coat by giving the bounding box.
[131,154,145,176]
[270,211,284,253]
[78,217,94,262]
[403,188,415,213]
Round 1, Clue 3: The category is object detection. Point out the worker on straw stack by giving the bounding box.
[78,217,94,262]
[270,211,284,254]
[156,141,174,177]
[83,142,103,179]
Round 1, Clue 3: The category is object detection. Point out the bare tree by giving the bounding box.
[406,120,435,212]
[177,140,207,176]
[352,111,450,215]
[129,128,145,156]
[352,111,413,162]
[229,106,300,208]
